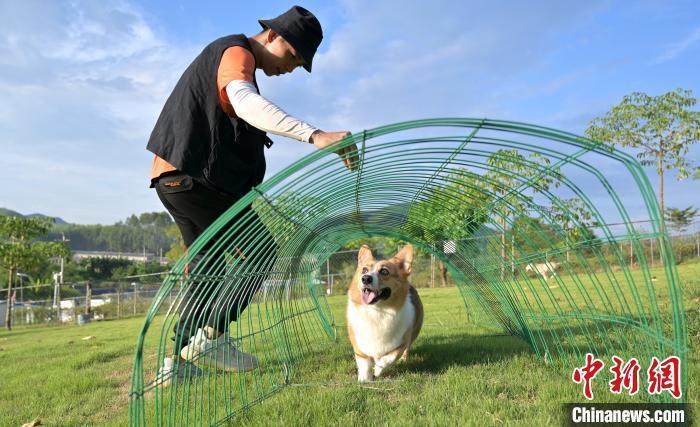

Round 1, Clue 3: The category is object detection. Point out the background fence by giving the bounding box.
[2,221,698,328]
[320,224,700,294]
[0,284,178,328]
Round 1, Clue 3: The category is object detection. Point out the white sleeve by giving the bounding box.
[226,80,318,142]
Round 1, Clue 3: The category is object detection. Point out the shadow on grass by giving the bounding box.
[391,332,532,376]
[387,312,678,379]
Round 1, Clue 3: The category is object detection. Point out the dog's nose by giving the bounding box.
[361,274,373,285]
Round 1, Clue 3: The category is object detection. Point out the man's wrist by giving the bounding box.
[309,130,321,144]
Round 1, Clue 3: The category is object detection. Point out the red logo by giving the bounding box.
[572,354,682,400]
[647,356,682,399]
[609,356,641,395]
[572,353,605,400]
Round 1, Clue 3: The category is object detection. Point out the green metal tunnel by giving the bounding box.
[129,118,687,425]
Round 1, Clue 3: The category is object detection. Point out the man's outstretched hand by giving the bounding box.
[311,130,360,171]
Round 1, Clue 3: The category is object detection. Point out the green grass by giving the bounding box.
[1,262,697,426]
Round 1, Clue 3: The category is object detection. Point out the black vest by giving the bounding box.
[147,34,272,196]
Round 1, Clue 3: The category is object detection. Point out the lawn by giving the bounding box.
[1,262,697,426]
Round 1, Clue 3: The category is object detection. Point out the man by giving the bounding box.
[149,5,358,385]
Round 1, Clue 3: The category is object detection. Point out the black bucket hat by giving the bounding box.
[258,5,323,72]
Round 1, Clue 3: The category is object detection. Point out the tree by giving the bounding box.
[165,223,185,262]
[254,192,330,247]
[124,212,173,229]
[548,197,600,262]
[585,89,700,233]
[485,150,560,278]
[77,257,132,281]
[665,206,698,235]
[665,206,698,263]
[511,215,558,253]
[404,169,492,286]
[342,236,404,255]
[0,217,69,330]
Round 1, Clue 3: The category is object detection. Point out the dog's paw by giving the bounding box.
[355,355,374,382]
[373,363,385,378]
[358,371,374,383]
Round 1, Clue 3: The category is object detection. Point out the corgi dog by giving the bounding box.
[346,244,423,382]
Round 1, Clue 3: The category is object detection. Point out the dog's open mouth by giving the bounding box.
[361,287,391,305]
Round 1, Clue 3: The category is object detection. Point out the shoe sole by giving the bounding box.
[196,356,258,372]
[180,344,258,372]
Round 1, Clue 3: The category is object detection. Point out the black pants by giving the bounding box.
[154,173,277,350]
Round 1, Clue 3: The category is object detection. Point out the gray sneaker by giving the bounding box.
[156,356,204,387]
[180,328,259,372]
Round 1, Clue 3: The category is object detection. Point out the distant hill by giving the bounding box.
[46,212,175,253]
[27,213,69,224]
[0,207,68,224]
[0,207,22,217]
[1,209,175,253]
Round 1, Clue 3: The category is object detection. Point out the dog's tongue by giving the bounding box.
[362,289,379,305]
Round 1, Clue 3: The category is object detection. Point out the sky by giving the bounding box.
[0,0,698,225]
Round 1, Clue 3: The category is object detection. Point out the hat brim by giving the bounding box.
[259,19,313,72]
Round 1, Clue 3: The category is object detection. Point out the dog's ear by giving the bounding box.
[358,245,374,264]
[393,244,414,275]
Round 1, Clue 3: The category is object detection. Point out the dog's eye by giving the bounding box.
[362,267,368,274]
[379,267,390,276]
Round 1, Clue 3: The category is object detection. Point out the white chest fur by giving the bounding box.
[347,295,415,359]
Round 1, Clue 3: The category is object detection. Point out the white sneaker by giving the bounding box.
[179,328,210,360]
[155,356,204,387]
[180,328,259,372]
